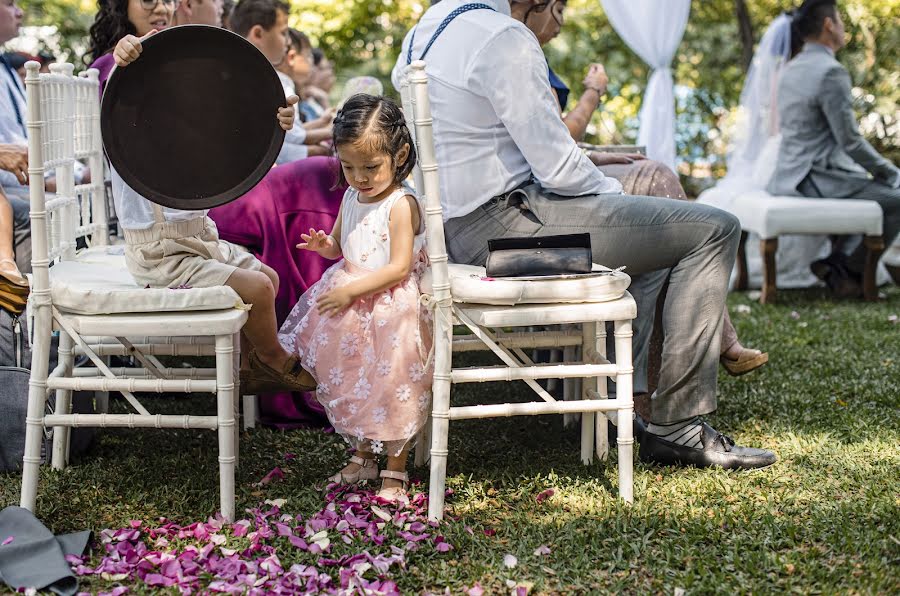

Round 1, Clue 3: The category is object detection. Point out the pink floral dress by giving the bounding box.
[278,187,433,457]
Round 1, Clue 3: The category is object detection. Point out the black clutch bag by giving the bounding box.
[485,233,592,278]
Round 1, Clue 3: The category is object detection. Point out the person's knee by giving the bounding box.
[260,264,279,294]
[712,209,741,246]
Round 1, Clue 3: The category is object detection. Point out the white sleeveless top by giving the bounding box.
[340,187,426,271]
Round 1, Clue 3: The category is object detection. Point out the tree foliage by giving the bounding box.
[9,0,899,176]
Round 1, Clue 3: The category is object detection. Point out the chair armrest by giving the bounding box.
[577,142,647,155]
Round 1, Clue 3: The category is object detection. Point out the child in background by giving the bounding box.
[279,94,432,503]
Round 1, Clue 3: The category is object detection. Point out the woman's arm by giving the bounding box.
[316,195,419,317]
[562,63,608,142]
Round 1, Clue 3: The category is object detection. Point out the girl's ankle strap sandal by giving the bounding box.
[377,470,410,505]
[328,455,379,485]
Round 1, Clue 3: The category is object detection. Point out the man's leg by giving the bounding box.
[844,181,900,274]
[445,190,775,469]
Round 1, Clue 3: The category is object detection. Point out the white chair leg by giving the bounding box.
[242,395,257,430]
[232,332,240,470]
[20,311,53,512]
[428,377,451,521]
[51,332,75,470]
[215,334,236,521]
[580,323,596,465]
[596,322,610,461]
[614,319,634,503]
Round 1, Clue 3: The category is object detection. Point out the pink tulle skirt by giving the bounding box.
[278,252,433,457]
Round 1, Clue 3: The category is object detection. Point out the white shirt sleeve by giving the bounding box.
[467,27,620,197]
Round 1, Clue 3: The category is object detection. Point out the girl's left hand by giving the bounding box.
[317,287,354,317]
[277,95,300,131]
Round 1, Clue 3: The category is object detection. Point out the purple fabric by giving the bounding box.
[210,156,347,428]
[90,53,115,95]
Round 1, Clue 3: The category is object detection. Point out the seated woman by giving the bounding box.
[510,0,767,376]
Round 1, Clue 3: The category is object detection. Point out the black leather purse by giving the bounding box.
[485,233,593,278]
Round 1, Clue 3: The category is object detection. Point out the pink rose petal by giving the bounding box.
[1,536,13,546]
[536,488,555,503]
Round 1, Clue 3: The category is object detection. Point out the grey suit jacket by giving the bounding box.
[767,43,900,197]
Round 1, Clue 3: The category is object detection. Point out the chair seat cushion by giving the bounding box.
[49,246,245,315]
[421,263,630,305]
[698,188,883,238]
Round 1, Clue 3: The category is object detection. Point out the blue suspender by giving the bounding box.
[0,57,26,137]
[406,3,496,65]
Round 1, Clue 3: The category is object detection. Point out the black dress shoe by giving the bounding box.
[638,420,777,470]
[810,255,862,299]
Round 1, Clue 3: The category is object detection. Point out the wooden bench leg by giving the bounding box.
[862,235,885,301]
[760,238,778,304]
[735,231,749,291]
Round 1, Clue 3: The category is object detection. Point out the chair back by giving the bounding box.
[25,62,109,295]
[402,62,451,307]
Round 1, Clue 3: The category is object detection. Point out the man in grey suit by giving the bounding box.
[768,0,900,296]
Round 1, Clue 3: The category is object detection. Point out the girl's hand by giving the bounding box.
[317,287,354,317]
[297,228,335,253]
[278,95,300,130]
[113,31,157,67]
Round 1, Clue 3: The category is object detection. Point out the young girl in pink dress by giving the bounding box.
[278,94,432,502]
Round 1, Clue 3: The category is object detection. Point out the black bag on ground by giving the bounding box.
[485,233,593,278]
[0,309,96,472]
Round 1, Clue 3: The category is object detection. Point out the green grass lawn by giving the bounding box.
[2,287,898,594]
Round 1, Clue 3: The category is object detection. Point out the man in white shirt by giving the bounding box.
[173,0,224,26]
[392,0,776,470]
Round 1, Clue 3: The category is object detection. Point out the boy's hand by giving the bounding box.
[297,228,334,253]
[278,95,300,131]
[113,30,157,67]
[0,144,28,185]
[317,287,354,317]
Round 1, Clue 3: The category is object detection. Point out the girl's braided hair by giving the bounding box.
[332,94,417,188]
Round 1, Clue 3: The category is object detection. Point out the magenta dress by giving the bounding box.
[278,188,433,457]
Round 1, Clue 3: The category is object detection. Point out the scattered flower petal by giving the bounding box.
[535,488,554,503]
[503,553,518,569]
[1,536,13,546]
[533,545,551,556]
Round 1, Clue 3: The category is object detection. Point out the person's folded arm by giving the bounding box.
[820,66,900,186]
[468,27,615,196]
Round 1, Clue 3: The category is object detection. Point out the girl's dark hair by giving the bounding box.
[86,0,136,65]
[332,94,417,188]
[789,0,838,56]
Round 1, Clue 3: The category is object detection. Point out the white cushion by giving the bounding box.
[698,189,883,239]
[49,246,245,315]
[421,263,630,306]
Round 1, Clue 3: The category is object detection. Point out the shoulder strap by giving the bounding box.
[406,3,496,65]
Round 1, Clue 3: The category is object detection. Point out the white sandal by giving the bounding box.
[328,454,379,485]
[376,469,410,504]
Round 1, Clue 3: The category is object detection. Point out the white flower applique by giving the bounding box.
[371,439,384,454]
[377,319,388,328]
[417,390,432,412]
[349,403,359,415]
[352,377,372,400]
[354,427,365,441]
[329,368,345,386]
[376,360,391,377]
[395,385,412,402]
[362,345,376,365]
[340,333,360,356]
[372,407,387,424]
[409,362,426,382]
[315,331,329,347]
[390,333,401,349]
[402,421,418,437]
[317,382,330,396]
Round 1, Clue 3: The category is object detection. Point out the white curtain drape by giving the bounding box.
[600,0,690,170]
